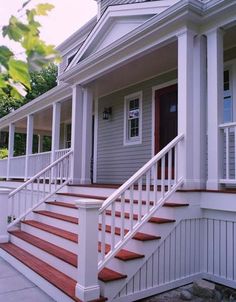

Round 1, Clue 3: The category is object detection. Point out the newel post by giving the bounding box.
[75,199,101,302]
[0,188,12,243]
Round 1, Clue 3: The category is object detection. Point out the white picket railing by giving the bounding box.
[28,151,52,178]
[7,150,73,229]
[55,148,71,160]
[9,155,26,178]
[0,158,8,178]
[219,122,236,184]
[98,134,184,271]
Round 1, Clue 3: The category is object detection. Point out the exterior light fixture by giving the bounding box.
[103,107,112,120]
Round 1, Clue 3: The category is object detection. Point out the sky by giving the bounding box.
[0,0,97,52]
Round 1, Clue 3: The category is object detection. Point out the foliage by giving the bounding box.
[0,148,8,159]
[0,1,60,99]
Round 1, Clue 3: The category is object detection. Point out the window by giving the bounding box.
[223,69,233,123]
[65,123,71,148]
[124,92,142,145]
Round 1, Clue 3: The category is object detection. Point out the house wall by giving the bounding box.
[96,69,177,184]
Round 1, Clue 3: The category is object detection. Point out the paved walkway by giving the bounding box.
[0,257,55,302]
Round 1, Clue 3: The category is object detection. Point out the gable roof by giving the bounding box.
[67,0,178,69]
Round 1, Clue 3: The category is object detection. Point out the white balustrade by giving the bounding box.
[9,155,26,179]
[98,134,184,271]
[28,151,51,178]
[219,122,236,184]
[8,150,73,228]
[0,159,8,178]
[55,148,70,160]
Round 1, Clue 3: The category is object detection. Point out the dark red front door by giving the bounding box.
[155,84,178,153]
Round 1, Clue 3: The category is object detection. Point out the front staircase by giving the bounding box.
[0,184,198,302]
[0,134,204,301]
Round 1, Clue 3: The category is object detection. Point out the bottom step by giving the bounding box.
[0,243,106,302]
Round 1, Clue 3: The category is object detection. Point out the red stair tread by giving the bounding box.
[149,217,176,224]
[23,220,142,261]
[115,249,144,261]
[22,220,78,242]
[98,267,127,282]
[57,193,106,201]
[0,243,105,302]
[164,202,189,207]
[34,210,78,224]
[9,230,77,267]
[46,201,77,209]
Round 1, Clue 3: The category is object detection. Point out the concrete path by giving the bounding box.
[0,257,55,302]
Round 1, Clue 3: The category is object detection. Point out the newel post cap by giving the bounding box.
[75,199,102,209]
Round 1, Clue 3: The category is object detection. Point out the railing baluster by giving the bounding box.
[138,179,142,222]
[129,185,134,231]
[111,202,115,250]
[153,163,157,205]
[101,212,106,260]
[31,182,34,208]
[146,171,150,213]
[168,149,172,190]
[174,145,178,184]
[226,127,229,180]
[120,193,125,239]
[161,156,165,197]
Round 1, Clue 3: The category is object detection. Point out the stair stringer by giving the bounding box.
[99,201,202,301]
[112,216,204,302]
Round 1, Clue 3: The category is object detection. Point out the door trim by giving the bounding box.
[151,80,177,157]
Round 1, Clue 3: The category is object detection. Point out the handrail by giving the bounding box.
[9,150,73,198]
[8,150,73,229]
[219,122,236,129]
[99,134,184,213]
[98,134,184,271]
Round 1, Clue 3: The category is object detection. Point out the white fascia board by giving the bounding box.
[59,0,203,84]
[56,16,97,56]
[0,83,72,130]
[68,0,179,69]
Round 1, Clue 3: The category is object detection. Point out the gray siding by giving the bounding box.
[97,70,177,184]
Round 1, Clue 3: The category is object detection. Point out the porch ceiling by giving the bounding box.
[91,41,177,98]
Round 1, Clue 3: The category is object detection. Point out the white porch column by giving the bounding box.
[7,123,15,180]
[81,87,93,184]
[75,199,101,301]
[192,35,207,189]
[177,29,195,188]
[206,28,224,190]
[51,102,61,163]
[70,85,83,184]
[25,114,34,180]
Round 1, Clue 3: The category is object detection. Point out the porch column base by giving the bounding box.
[206,180,221,190]
[0,235,9,243]
[80,178,92,185]
[70,178,91,185]
[181,179,206,190]
[75,284,100,302]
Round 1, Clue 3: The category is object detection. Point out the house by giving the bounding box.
[0,0,236,301]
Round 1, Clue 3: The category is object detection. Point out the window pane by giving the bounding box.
[224,96,232,123]
[224,70,230,91]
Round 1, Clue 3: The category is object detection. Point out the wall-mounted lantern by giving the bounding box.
[103,107,112,120]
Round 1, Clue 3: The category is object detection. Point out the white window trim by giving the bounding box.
[123,91,142,146]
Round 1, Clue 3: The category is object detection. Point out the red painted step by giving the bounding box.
[9,230,127,282]
[35,210,159,241]
[163,202,189,207]
[22,220,144,261]
[149,217,176,224]
[46,201,77,209]
[0,243,106,302]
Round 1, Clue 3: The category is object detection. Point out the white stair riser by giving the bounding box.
[10,234,77,280]
[33,213,78,233]
[45,204,78,216]
[65,186,116,196]
[21,223,78,254]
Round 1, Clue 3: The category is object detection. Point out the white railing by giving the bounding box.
[219,122,236,184]
[28,151,52,178]
[0,158,8,178]
[55,148,70,160]
[98,134,184,271]
[8,150,73,229]
[9,155,26,178]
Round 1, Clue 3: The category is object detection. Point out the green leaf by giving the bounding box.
[8,59,31,89]
[0,46,14,69]
[10,86,22,99]
[0,78,8,88]
[35,3,54,16]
